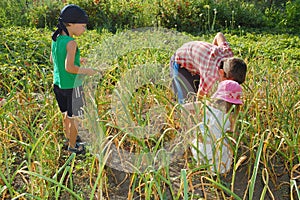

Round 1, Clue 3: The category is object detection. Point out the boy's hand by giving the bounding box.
[85,68,98,76]
[80,57,88,65]
[197,90,205,100]
[0,98,6,107]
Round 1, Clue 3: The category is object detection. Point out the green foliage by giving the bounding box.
[264,0,300,33]
[0,0,299,34]
[0,0,29,27]
[70,0,155,32]
[26,1,62,29]
[1,26,299,199]
[215,0,265,29]
[282,0,300,32]
[0,27,52,96]
[154,0,266,34]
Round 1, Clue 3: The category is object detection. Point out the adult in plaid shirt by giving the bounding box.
[170,32,247,104]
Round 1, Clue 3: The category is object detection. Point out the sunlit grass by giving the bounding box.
[0,26,299,199]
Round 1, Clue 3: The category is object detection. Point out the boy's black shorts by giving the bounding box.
[53,84,85,118]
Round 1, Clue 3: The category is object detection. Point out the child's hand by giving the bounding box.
[85,68,98,76]
[80,57,88,65]
[0,98,6,107]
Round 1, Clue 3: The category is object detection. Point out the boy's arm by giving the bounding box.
[212,32,227,46]
[197,90,206,100]
[65,40,97,76]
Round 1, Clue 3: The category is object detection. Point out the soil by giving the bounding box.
[4,140,297,200]
[103,149,296,200]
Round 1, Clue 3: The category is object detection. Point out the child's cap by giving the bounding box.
[211,80,243,104]
[52,4,88,41]
[60,4,88,24]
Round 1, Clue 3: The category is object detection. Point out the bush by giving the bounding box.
[27,1,62,28]
[282,0,300,32]
[0,0,29,27]
[0,0,299,34]
[66,0,155,32]
[264,0,300,33]
[154,0,267,34]
[0,27,52,95]
[215,0,265,29]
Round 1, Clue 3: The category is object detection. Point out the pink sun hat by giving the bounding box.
[211,80,243,104]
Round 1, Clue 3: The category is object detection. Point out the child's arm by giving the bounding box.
[80,57,88,65]
[197,90,206,100]
[65,40,97,76]
[212,32,227,46]
[229,105,240,133]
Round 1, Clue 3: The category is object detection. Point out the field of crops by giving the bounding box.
[0,25,299,199]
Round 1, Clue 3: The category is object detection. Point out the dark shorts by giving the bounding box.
[170,54,200,103]
[53,84,85,118]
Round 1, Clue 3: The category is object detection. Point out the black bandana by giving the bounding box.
[52,4,88,41]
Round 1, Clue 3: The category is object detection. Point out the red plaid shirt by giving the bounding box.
[174,41,233,94]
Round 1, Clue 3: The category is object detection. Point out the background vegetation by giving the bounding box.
[0,0,299,199]
[0,0,300,34]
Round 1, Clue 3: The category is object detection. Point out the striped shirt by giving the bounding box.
[174,41,233,94]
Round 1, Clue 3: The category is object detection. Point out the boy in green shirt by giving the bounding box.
[50,4,97,154]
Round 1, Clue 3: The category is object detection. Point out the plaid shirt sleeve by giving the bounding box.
[175,41,233,95]
[199,41,233,94]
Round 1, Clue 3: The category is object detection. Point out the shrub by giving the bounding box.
[0,0,298,34]
[282,0,300,32]
[26,1,62,28]
[68,0,154,32]
[0,0,29,27]
[215,0,265,29]
[264,0,300,33]
[0,27,52,95]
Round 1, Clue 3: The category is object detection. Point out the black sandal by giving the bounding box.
[67,143,85,155]
[76,135,82,143]
[63,135,83,150]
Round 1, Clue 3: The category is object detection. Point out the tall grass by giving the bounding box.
[0,25,300,199]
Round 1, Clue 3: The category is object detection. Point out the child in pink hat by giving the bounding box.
[190,80,243,174]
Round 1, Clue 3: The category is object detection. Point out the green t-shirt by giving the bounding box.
[52,35,83,89]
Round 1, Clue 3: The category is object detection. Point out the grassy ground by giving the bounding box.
[0,26,299,199]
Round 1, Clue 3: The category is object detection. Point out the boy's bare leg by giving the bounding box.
[68,117,79,148]
[63,112,70,140]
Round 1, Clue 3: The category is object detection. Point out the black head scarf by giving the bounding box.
[52,4,88,41]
